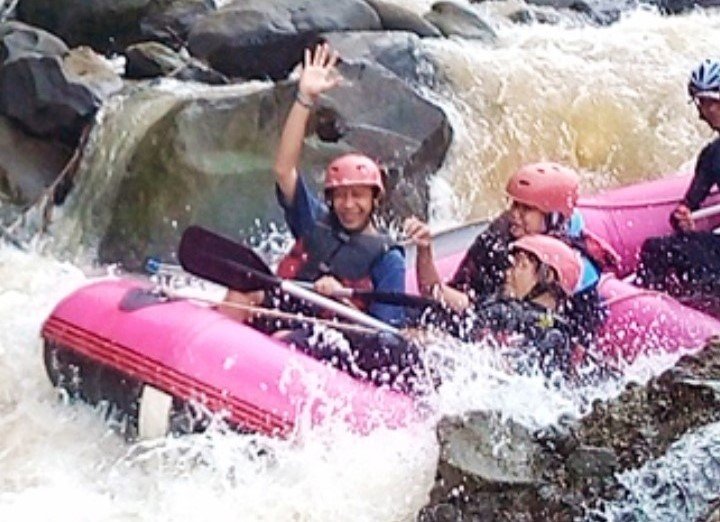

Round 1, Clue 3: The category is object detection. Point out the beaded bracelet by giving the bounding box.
[295,91,315,109]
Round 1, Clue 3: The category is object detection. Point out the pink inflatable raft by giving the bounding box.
[41,173,720,438]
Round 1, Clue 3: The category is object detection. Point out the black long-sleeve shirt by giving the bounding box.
[683,137,720,210]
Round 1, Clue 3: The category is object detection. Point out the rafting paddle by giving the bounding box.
[178,225,414,334]
[178,225,437,309]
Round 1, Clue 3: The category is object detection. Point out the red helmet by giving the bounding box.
[324,153,384,195]
[510,234,582,296]
[506,162,579,219]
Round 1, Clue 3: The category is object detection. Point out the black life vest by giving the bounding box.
[469,296,575,376]
[277,217,398,309]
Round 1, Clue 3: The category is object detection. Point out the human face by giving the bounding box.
[330,185,376,232]
[508,200,547,239]
[504,250,540,300]
[693,95,720,132]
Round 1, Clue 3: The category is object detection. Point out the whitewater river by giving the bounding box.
[2,3,720,521]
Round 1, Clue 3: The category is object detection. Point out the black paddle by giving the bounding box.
[177,225,437,310]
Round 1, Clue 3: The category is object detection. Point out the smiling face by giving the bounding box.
[508,200,548,239]
[694,96,720,132]
[329,185,376,232]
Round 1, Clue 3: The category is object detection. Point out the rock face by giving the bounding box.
[82,61,450,268]
[0,22,122,143]
[421,341,720,520]
[187,0,382,79]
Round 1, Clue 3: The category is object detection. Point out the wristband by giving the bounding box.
[295,91,314,109]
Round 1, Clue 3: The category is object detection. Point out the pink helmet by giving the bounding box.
[510,234,582,296]
[324,153,384,195]
[506,162,579,218]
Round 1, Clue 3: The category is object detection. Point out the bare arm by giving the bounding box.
[273,44,341,202]
[404,217,471,313]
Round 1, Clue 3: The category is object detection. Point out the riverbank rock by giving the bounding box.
[0,22,122,143]
[421,340,720,520]
[187,0,381,80]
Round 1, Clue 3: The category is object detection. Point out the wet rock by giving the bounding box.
[321,31,437,86]
[139,0,215,47]
[0,22,122,143]
[507,8,563,25]
[364,0,442,37]
[187,0,381,80]
[437,411,545,485]
[505,0,629,26]
[422,340,720,519]
[423,1,496,42]
[16,0,153,51]
[125,41,228,84]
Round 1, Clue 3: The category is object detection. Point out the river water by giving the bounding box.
[1,3,720,521]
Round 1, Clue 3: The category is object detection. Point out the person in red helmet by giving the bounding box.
[405,162,616,350]
[469,235,584,379]
[224,43,405,327]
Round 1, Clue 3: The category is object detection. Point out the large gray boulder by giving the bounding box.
[187,0,382,79]
[16,0,153,51]
[0,22,123,143]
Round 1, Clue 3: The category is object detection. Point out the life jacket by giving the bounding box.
[468,296,575,377]
[277,217,397,311]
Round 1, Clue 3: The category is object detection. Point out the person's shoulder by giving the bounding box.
[700,136,720,159]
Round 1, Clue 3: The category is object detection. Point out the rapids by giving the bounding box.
[2,3,720,521]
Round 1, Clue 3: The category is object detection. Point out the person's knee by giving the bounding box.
[218,289,265,322]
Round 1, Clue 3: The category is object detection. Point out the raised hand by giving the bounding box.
[298,43,341,101]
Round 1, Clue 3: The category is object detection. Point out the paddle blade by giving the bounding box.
[178,225,277,292]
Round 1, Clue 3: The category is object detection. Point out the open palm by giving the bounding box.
[298,44,341,99]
